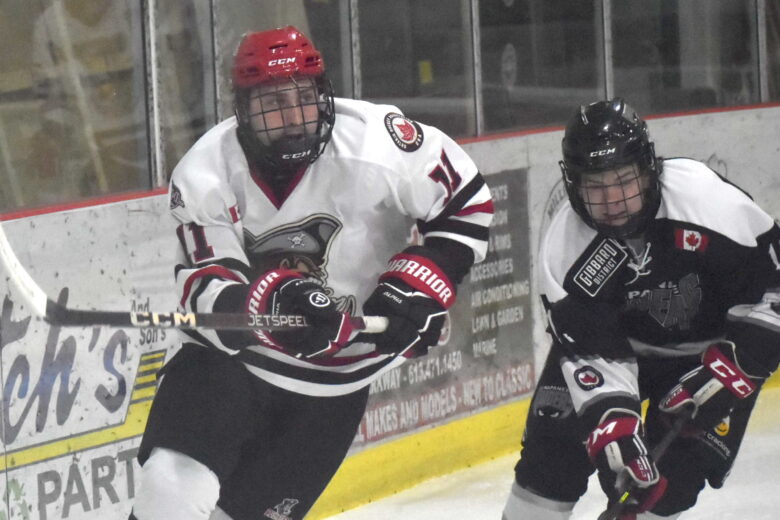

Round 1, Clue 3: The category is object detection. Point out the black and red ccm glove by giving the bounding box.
[245,269,353,359]
[586,410,668,518]
[659,341,761,433]
[363,248,455,356]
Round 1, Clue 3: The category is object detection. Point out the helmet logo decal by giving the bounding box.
[384,113,424,152]
[589,147,616,157]
[268,57,296,66]
[281,150,312,160]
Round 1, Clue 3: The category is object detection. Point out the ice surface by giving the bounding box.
[328,387,780,519]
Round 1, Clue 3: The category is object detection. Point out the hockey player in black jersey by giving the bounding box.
[502,98,780,520]
[129,26,493,520]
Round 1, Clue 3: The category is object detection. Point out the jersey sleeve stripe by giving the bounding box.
[179,265,245,308]
[190,274,230,313]
[429,175,488,222]
[455,199,495,217]
[423,231,488,261]
[417,218,489,241]
[197,255,252,271]
[448,211,494,228]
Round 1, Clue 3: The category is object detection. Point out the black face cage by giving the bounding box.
[560,144,662,239]
[235,76,335,176]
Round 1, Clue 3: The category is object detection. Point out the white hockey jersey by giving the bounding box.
[168,98,493,396]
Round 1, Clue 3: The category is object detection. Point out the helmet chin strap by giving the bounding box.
[237,127,310,195]
[591,206,657,240]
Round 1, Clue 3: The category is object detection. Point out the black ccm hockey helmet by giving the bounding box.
[559,98,661,239]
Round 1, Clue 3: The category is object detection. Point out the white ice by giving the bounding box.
[327,387,780,519]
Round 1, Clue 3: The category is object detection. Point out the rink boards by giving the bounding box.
[0,104,779,519]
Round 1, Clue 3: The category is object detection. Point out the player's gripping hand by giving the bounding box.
[246,269,352,359]
[587,409,667,519]
[659,341,760,433]
[362,250,455,356]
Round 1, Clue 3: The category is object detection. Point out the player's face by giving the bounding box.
[578,163,648,227]
[247,77,321,145]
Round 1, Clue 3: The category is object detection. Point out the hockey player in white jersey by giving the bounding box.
[502,99,780,520]
[128,26,493,520]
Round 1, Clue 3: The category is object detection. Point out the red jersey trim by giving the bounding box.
[180,265,244,308]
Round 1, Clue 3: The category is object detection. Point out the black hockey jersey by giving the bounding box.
[540,158,780,417]
[168,98,493,396]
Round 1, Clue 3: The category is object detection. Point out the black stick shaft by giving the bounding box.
[45,300,388,332]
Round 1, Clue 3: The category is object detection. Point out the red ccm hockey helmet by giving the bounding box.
[232,26,335,175]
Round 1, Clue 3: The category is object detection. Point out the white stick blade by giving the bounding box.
[0,221,49,317]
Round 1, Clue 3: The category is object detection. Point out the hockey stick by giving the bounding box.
[0,221,387,333]
[596,407,695,520]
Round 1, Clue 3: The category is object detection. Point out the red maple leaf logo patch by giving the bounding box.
[675,228,709,252]
[395,120,416,142]
[574,366,604,390]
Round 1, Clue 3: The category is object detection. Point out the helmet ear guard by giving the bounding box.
[560,98,661,239]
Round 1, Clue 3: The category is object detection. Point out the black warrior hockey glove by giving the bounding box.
[363,250,454,356]
[659,341,761,433]
[245,269,353,359]
[586,409,668,518]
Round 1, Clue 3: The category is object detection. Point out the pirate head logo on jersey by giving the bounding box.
[288,232,307,248]
[264,498,299,520]
[573,366,604,391]
[625,272,702,330]
[244,214,356,313]
[384,112,424,152]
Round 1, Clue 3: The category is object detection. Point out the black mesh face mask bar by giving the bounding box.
[579,163,647,226]
[247,77,322,145]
